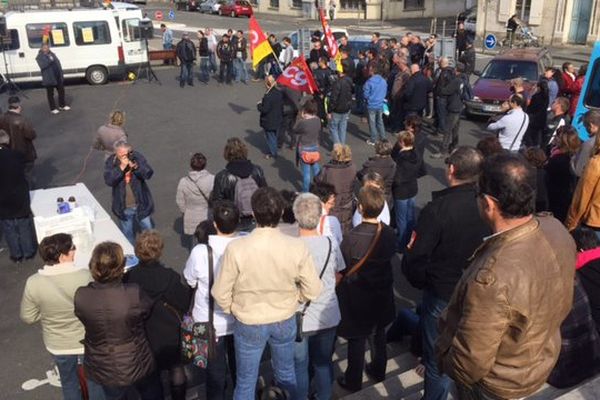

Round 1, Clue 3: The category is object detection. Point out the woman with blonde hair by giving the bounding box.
[316,144,357,232]
[93,110,127,158]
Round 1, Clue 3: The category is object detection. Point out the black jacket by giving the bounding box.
[198,37,209,57]
[74,282,155,387]
[439,74,464,113]
[36,50,63,87]
[402,183,490,301]
[455,29,468,51]
[313,67,334,95]
[459,47,476,75]
[258,87,284,131]
[434,67,455,97]
[210,159,267,203]
[0,111,37,162]
[104,151,154,221]
[217,40,234,62]
[357,156,396,205]
[309,47,329,65]
[0,146,30,219]
[391,148,421,200]
[329,75,354,114]
[337,222,396,338]
[402,72,433,112]
[281,86,301,117]
[578,253,600,332]
[124,261,192,369]
[545,152,577,222]
[176,39,196,63]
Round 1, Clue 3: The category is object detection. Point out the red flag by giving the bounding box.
[319,9,342,72]
[277,56,319,94]
[248,16,273,68]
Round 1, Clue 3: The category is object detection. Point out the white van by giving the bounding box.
[1,2,147,85]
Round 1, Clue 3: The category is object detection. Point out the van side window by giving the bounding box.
[584,59,600,109]
[73,21,111,46]
[26,23,70,48]
[1,29,20,51]
[122,18,141,42]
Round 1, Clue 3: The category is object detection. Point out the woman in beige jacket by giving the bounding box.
[20,233,104,399]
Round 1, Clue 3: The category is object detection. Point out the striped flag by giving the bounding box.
[319,9,343,72]
[249,16,273,69]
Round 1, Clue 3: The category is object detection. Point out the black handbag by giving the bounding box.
[295,237,332,342]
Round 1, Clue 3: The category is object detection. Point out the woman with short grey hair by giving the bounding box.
[292,193,347,400]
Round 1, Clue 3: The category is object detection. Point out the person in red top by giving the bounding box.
[566,64,587,116]
[561,62,576,96]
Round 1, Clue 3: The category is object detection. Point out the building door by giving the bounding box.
[569,0,594,44]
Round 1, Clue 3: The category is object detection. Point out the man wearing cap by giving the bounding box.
[175,33,197,88]
[402,146,489,400]
[0,96,37,185]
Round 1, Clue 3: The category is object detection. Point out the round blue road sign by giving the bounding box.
[485,34,497,50]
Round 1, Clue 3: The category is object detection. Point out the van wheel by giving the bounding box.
[86,66,108,85]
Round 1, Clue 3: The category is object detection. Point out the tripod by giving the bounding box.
[135,38,160,84]
[0,36,24,95]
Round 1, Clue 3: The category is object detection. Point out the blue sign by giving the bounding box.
[485,34,497,49]
[168,9,175,20]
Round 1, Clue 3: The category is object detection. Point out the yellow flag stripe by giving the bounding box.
[252,41,273,68]
[335,53,343,73]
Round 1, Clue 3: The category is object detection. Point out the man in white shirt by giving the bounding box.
[183,200,240,400]
[487,95,529,151]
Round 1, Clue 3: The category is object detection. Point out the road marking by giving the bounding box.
[21,367,61,391]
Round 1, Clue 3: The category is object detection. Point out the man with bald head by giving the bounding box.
[401,63,433,125]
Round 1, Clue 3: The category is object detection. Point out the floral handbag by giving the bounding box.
[181,245,216,369]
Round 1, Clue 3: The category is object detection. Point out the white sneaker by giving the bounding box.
[51,109,60,114]
[60,105,71,111]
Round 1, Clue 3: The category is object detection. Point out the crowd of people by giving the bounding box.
[3,18,600,400]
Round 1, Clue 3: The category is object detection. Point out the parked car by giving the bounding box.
[186,0,201,11]
[465,47,553,117]
[218,0,253,17]
[200,0,225,14]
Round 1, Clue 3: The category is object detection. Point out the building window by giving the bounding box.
[74,21,111,46]
[292,0,302,8]
[270,0,279,8]
[340,0,364,10]
[515,0,532,22]
[26,23,69,48]
[404,0,424,10]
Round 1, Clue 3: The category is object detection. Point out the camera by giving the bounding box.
[127,151,137,164]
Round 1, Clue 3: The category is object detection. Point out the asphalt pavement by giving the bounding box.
[0,51,490,399]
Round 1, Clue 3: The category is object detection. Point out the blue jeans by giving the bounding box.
[53,354,105,400]
[330,111,350,144]
[435,97,448,135]
[394,197,416,252]
[265,130,278,157]
[199,57,210,82]
[294,327,336,400]
[233,58,248,82]
[0,217,37,259]
[422,291,451,400]
[368,109,386,142]
[233,316,297,400]
[119,207,153,245]
[97,370,163,400]
[180,62,193,86]
[208,52,218,73]
[162,43,173,50]
[300,158,321,192]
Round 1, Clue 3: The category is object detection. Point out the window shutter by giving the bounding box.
[498,0,512,22]
[528,0,544,25]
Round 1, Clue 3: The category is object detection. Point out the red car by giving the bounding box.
[465,48,553,117]
[219,0,253,17]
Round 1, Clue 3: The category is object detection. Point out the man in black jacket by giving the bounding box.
[233,30,249,84]
[328,67,354,145]
[432,65,464,158]
[433,57,454,137]
[257,76,283,159]
[458,41,476,78]
[401,64,433,123]
[175,33,196,87]
[278,86,302,149]
[217,34,235,84]
[0,129,37,262]
[402,146,489,400]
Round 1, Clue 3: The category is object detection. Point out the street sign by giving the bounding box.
[168,9,176,20]
[485,34,497,50]
[154,10,163,21]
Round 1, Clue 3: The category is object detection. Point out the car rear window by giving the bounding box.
[481,60,538,82]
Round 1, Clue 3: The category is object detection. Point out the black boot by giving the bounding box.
[170,384,187,400]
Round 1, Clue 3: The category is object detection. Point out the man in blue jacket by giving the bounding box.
[104,140,154,244]
[363,64,388,145]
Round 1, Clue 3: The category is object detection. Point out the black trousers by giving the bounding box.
[219,61,233,83]
[205,334,236,400]
[344,326,387,390]
[46,84,65,110]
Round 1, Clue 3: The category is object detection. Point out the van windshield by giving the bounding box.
[585,58,600,109]
[480,60,538,82]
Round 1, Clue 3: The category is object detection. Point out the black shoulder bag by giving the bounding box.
[295,237,332,342]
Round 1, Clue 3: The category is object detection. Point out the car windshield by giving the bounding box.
[480,60,538,82]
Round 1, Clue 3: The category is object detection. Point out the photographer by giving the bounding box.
[487,95,529,152]
[104,140,154,244]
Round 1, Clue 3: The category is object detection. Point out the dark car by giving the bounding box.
[465,47,553,117]
[187,0,201,11]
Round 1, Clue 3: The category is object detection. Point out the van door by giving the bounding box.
[573,41,600,140]
[120,17,147,65]
[0,28,27,81]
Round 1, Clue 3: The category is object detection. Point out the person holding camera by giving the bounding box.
[104,140,155,244]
